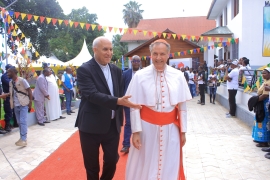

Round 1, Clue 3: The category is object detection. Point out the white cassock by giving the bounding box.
[45,74,62,121]
[125,64,192,180]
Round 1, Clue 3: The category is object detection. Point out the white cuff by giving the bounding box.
[130,109,142,133]
[178,102,187,132]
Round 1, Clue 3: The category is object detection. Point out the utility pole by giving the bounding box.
[1,0,18,64]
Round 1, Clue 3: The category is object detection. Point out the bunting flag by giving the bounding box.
[243,81,251,93]
[241,75,246,85]
[256,74,263,89]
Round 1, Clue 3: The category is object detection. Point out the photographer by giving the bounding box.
[224,59,239,118]
[198,66,206,105]
[208,70,219,104]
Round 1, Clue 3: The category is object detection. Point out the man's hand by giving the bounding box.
[28,101,32,111]
[264,84,270,91]
[181,133,186,147]
[45,95,50,100]
[117,95,142,109]
[132,132,141,150]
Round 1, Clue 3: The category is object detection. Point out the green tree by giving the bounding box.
[112,34,128,68]
[123,1,144,28]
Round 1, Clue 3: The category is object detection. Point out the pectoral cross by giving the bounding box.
[156,101,162,110]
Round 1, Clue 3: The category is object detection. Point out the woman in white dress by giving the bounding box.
[45,68,65,121]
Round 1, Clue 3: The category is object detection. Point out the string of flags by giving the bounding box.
[9,10,240,43]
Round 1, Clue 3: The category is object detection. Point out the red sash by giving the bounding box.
[140,105,186,180]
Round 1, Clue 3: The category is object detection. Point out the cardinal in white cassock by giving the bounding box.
[125,39,192,180]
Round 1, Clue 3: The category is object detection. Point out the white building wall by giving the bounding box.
[127,41,147,51]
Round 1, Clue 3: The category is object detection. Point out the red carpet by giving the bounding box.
[24,130,128,180]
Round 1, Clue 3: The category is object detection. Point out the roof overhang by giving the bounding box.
[207,0,228,20]
[201,26,233,37]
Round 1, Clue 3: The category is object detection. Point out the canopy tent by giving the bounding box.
[64,39,92,66]
[33,55,65,68]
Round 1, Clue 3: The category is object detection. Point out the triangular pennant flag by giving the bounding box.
[218,43,222,47]
[177,34,181,40]
[119,28,123,33]
[123,28,128,34]
[212,37,216,42]
[211,45,214,49]
[148,31,152,36]
[200,36,204,41]
[183,51,187,55]
[220,38,224,42]
[128,28,133,34]
[203,36,208,41]
[204,47,207,51]
[27,14,32,21]
[40,16,45,23]
[64,20,69,26]
[19,42,23,47]
[216,37,220,42]
[190,50,193,54]
[69,21,74,27]
[108,27,113,32]
[46,17,52,24]
[98,25,102,31]
[103,26,108,32]
[157,32,162,38]
[35,51,39,57]
[181,35,186,40]
[208,46,211,50]
[12,30,17,36]
[178,52,180,56]
[191,36,195,41]
[114,27,118,33]
[187,35,191,40]
[227,38,231,42]
[21,33,25,39]
[197,48,200,53]
[21,13,26,20]
[52,18,58,25]
[58,19,63,25]
[21,48,25,54]
[33,15,39,21]
[231,38,235,44]
[193,49,197,53]
[226,41,230,46]
[195,36,200,41]
[15,12,20,19]
[241,76,246,85]
[235,38,239,44]
[133,29,138,35]
[207,37,212,41]
[85,24,91,30]
[91,24,97,31]
[163,33,167,38]
[153,32,157,37]
[143,30,147,36]
[80,23,85,29]
[74,22,79,28]
[172,34,176,39]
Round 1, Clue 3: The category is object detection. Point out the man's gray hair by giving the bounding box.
[132,55,141,60]
[93,36,110,48]
[149,39,171,53]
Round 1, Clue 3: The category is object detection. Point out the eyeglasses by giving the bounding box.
[132,60,141,63]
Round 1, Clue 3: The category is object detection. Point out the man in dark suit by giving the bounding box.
[75,37,141,180]
[120,55,141,153]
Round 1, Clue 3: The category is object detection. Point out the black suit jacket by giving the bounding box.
[75,58,124,134]
[123,69,133,94]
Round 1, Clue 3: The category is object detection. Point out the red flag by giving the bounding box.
[108,27,113,32]
[187,35,191,40]
[27,14,32,21]
[148,31,152,36]
[183,51,187,55]
[119,28,123,33]
[21,48,25,55]
[167,33,172,39]
[10,25,14,30]
[195,36,200,41]
[74,22,79,28]
[98,25,102,31]
[212,37,216,42]
[177,34,181,40]
[203,36,208,41]
[235,38,239,44]
[40,16,45,23]
[15,12,20,19]
[52,18,58,25]
[220,38,223,42]
[85,24,91,30]
[157,32,162,38]
[211,45,214,49]
[128,28,133,34]
[197,48,200,53]
[64,20,69,26]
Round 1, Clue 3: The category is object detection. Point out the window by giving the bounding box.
[220,14,223,26]
[233,0,239,18]
[231,42,239,59]
[219,48,223,60]
[224,7,227,25]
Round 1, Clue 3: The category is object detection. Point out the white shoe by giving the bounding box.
[226,114,235,118]
[15,139,27,146]
[225,112,230,115]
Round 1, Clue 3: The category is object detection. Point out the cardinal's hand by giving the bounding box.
[132,132,141,150]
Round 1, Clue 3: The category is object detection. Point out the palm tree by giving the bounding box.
[123,1,144,28]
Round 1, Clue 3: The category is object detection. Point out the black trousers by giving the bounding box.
[79,119,120,180]
[199,84,205,104]
[228,89,237,116]
[3,97,12,125]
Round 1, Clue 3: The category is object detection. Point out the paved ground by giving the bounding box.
[1,96,270,180]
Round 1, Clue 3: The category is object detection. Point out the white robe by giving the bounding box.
[125,64,192,180]
[45,74,62,121]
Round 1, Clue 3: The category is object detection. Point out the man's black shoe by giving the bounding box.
[262,147,270,152]
[59,116,66,119]
[38,122,45,126]
[0,129,7,134]
[265,152,270,159]
[67,113,71,115]
[70,111,75,113]
[120,147,129,153]
[5,124,12,132]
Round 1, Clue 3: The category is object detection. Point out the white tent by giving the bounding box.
[64,39,92,66]
[34,55,65,68]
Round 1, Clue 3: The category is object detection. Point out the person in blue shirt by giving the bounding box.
[61,67,75,115]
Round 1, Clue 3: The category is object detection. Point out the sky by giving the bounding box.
[56,0,213,39]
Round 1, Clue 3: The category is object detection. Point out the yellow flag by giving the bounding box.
[46,17,52,24]
[190,50,193,54]
[12,30,17,36]
[191,36,195,41]
[172,34,176,39]
[19,42,23,47]
[35,51,39,57]
[123,28,128,34]
[133,29,138,35]
[21,13,26,20]
[227,38,231,42]
[91,24,96,31]
[163,33,167,38]
[28,42,32,48]
[7,15,11,23]
[143,30,147,36]
[244,85,251,93]
[204,47,207,51]
[58,19,63,25]
[80,23,85,29]
[24,54,28,59]
[14,24,18,30]
[241,76,246,84]
[216,37,220,42]
[69,21,74,27]
[33,72,37,77]
[103,26,108,32]
[178,52,180,56]
[218,43,222,47]
[207,37,212,41]
[181,35,186,40]
[33,15,39,21]
[114,27,118,33]
[153,32,157,37]
[200,36,204,41]
[21,33,25,39]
